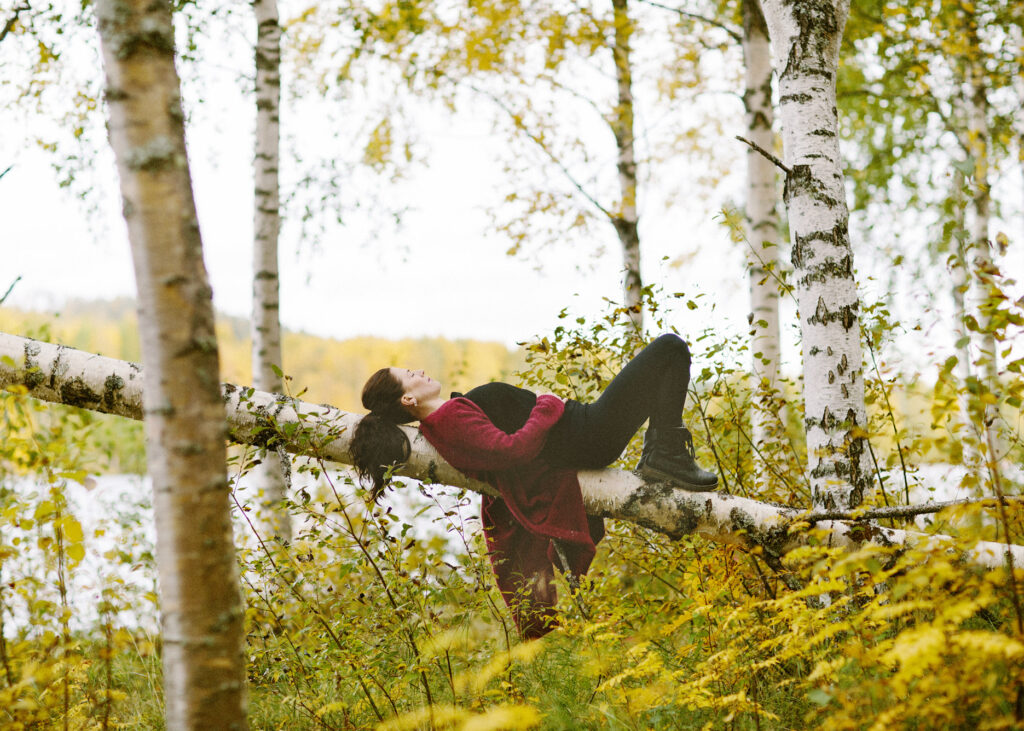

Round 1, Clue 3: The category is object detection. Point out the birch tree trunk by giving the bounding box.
[741,0,782,465]
[760,0,873,510]
[611,0,643,330]
[949,169,972,386]
[963,13,1004,465]
[4,332,1021,571]
[251,0,290,543]
[948,168,978,460]
[94,3,248,727]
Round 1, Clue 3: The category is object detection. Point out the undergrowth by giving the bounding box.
[2,273,1024,729]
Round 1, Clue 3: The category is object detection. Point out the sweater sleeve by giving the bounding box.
[420,394,565,472]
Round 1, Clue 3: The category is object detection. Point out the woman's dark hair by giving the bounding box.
[351,368,414,502]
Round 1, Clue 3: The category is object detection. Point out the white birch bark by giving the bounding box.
[611,0,643,330]
[251,0,290,543]
[94,1,248,727]
[760,0,873,510]
[741,0,782,465]
[3,332,1019,570]
[948,169,979,467]
[949,169,972,387]
[963,26,1005,466]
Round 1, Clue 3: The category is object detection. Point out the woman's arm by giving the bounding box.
[420,394,564,472]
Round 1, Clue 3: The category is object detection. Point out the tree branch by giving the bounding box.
[801,496,1024,524]
[0,276,20,306]
[2,331,1022,570]
[637,0,742,43]
[467,81,614,220]
[0,3,30,45]
[736,135,791,175]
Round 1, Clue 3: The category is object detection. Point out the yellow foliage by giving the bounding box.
[375,703,540,731]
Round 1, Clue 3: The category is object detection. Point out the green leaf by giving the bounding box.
[952,156,975,176]
[808,689,833,706]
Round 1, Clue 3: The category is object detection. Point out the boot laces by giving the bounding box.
[679,428,696,459]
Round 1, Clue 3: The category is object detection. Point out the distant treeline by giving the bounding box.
[1,298,527,413]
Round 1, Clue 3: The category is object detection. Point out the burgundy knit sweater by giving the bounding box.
[419,394,604,639]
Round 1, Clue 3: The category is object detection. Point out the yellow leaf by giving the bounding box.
[61,516,84,543]
[462,705,541,731]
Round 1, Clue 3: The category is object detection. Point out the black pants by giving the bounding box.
[541,333,692,469]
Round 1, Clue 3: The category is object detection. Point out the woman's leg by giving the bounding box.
[544,333,692,468]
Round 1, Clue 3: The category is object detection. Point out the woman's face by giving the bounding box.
[391,367,442,406]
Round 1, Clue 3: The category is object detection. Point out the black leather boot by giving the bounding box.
[636,426,718,491]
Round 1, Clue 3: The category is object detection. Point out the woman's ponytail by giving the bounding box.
[351,368,414,502]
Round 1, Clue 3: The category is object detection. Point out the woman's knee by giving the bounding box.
[652,332,690,366]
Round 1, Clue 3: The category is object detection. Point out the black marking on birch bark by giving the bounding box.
[23,341,44,390]
[780,92,812,105]
[103,374,126,411]
[255,49,280,72]
[101,8,176,60]
[427,461,440,485]
[48,347,67,389]
[728,507,791,569]
[104,87,129,103]
[798,255,853,288]
[168,95,185,124]
[844,412,868,507]
[745,109,772,130]
[784,165,839,208]
[619,481,700,538]
[60,377,101,408]
[806,405,869,508]
[244,401,282,449]
[125,137,178,171]
[806,296,858,330]
[809,346,821,356]
[779,0,840,81]
[809,128,835,137]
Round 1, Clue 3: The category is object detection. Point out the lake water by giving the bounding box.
[2,463,478,634]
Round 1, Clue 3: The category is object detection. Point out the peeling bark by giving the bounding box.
[760,0,872,511]
[741,0,782,467]
[3,332,1021,570]
[94,0,248,725]
[251,0,290,543]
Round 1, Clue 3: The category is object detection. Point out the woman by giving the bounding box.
[351,333,716,638]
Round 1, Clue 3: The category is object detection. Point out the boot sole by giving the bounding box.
[637,464,718,492]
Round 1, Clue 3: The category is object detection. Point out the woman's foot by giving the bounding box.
[636,426,718,491]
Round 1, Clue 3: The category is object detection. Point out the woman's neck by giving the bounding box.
[411,396,447,421]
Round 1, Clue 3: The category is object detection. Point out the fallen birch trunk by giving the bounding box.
[1,331,1020,569]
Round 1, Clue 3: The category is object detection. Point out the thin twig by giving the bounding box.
[0,4,29,45]
[800,495,1024,524]
[865,338,912,504]
[467,81,614,220]
[637,0,742,43]
[736,135,792,175]
[0,276,18,306]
